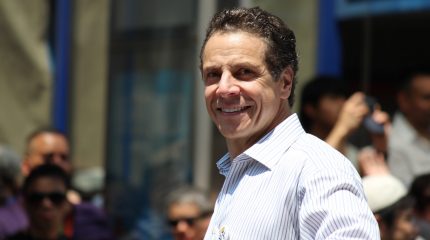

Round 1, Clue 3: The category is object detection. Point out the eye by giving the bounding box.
[234,68,255,81]
[204,70,221,85]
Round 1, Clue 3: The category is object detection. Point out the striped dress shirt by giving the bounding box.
[204,114,380,240]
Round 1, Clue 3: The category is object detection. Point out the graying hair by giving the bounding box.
[166,186,213,214]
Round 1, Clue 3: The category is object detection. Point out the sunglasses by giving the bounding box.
[26,192,67,205]
[168,211,212,227]
[42,153,69,163]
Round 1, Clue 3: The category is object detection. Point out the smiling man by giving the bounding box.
[200,7,380,239]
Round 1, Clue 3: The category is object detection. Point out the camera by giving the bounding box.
[363,96,384,134]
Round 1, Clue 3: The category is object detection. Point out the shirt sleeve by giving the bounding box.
[298,166,380,239]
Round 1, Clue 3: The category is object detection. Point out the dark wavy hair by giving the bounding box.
[200,7,299,106]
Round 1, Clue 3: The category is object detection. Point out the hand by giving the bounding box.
[358,146,390,176]
[326,92,369,150]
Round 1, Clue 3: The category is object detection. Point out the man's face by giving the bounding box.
[24,133,71,175]
[400,75,430,130]
[392,208,418,240]
[168,202,211,240]
[202,32,292,145]
[310,95,346,130]
[24,176,71,232]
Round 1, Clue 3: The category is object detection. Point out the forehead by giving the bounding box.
[30,133,69,151]
[28,176,66,193]
[411,75,430,89]
[202,31,267,67]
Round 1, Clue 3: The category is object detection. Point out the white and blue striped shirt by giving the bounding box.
[204,114,380,240]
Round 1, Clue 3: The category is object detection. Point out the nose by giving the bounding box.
[216,72,240,97]
[176,220,191,232]
[41,196,55,207]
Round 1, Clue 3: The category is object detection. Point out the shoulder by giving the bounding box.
[293,133,353,170]
[288,134,362,189]
[73,203,108,220]
[72,203,113,239]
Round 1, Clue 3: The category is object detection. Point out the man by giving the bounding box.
[7,164,72,239]
[166,186,213,240]
[20,128,113,239]
[388,68,430,186]
[409,173,430,239]
[22,128,81,203]
[362,174,419,240]
[299,76,369,168]
[23,128,72,176]
[200,7,379,239]
[8,164,114,240]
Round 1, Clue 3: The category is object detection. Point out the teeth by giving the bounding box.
[222,107,246,113]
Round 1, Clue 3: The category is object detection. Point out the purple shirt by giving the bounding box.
[0,198,28,239]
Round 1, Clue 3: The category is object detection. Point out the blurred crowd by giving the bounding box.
[299,67,430,240]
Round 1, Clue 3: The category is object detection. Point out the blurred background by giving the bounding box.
[1,0,430,239]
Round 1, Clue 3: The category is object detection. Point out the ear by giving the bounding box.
[21,161,30,177]
[397,91,409,112]
[279,67,294,100]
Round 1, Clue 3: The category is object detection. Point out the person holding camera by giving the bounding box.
[299,76,370,169]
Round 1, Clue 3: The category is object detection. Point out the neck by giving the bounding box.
[29,224,62,240]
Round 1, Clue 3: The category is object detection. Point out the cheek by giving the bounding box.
[204,86,217,102]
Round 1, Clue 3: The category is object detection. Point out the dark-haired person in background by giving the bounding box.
[299,76,369,169]
[8,164,114,240]
[409,173,430,239]
[7,164,72,239]
[200,6,379,239]
[388,68,430,187]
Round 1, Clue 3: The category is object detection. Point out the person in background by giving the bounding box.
[409,173,430,239]
[299,76,369,168]
[7,164,72,240]
[200,6,379,239]
[23,128,72,177]
[21,128,114,239]
[363,175,419,240]
[166,186,213,240]
[0,145,28,239]
[8,164,114,240]
[388,67,430,186]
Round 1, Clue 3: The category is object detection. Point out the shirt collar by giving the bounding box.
[216,113,305,174]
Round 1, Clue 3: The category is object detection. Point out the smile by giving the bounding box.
[218,106,250,113]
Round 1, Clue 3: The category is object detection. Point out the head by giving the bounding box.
[23,128,71,176]
[363,175,417,240]
[409,173,430,222]
[166,186,213,240]
[200,7,298,151]
[375,195,418,240]
[397,67,430,133]
[0,145,22,203]
[22,164,71,238]
[299,75,348,132]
